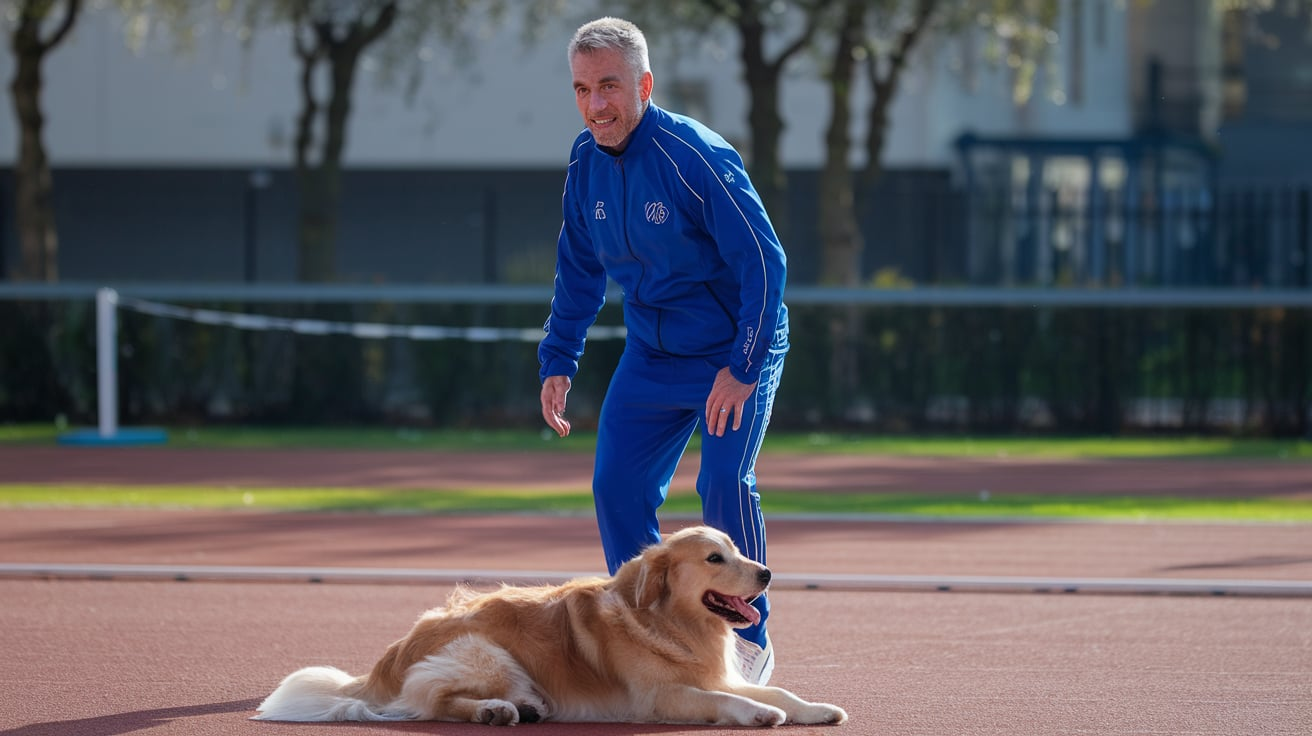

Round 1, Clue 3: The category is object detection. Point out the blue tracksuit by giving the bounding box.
[538,102,788,648]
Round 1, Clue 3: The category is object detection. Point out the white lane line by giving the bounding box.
[2,563,1310,598]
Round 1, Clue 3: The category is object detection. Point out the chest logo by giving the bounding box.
[594,201,607,220]
[644,201,670,225]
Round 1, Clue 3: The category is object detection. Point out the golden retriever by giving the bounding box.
[254,525,847,726]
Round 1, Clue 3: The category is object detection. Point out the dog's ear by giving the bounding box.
[631,547,670,609]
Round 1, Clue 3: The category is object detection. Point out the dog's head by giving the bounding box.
[616,526,771,629]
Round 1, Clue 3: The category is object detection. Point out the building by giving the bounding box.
[0,0,1304,287]
[958,0,1312,288]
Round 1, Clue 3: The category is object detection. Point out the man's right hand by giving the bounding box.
[540,375,572,437]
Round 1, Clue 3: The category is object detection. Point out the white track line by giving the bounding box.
[2,563,1310,598]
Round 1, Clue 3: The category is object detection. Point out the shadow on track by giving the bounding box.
[0,699,262,736]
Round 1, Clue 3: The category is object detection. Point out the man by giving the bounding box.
[538,17,789,685]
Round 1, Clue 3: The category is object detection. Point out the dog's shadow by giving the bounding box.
[1,701,802,735]
[0,698,261,736]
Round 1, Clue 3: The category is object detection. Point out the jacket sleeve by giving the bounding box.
[538,154,608,382]
[696,147,787,385]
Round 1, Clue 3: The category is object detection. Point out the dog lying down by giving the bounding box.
[254,525,848,727]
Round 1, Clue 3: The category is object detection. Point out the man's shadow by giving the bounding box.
[0,698,261,736]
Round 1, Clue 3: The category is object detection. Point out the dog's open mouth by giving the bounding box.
[703,590,762,626]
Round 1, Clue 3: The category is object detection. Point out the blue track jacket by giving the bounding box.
[539,102,788,386]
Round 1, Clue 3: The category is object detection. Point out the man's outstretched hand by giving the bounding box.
[541,375,572,437]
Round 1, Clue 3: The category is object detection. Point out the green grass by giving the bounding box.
[1,484,1308,523]
[765,433,1312,459]
[4,423,1308,522]
[0,424,569,452]
[4,422,1311,459]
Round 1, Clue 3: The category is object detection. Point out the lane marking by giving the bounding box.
[2,563,1310,598]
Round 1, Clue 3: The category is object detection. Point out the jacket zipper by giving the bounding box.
[618,157,643,302]
[616,156,662,349]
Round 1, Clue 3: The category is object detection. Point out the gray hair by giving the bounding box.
[568,17,651,81]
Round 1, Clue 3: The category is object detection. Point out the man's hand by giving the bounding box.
[705,367,756,437]
[541,375,572,437]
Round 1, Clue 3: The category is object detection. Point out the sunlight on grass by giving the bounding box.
[1,485,1308,523]
[4,421,1309,525]
[766,433,1312,459]
[4,422,1311,459]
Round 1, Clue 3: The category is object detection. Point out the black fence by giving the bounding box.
[965,183,1312,288]
[3,290,1308,436]
[1,167,1308,292]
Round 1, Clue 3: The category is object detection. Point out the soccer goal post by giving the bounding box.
[56,288,168,446]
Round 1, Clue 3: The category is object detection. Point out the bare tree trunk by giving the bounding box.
[737,12,787,225]
[817,0,866,416]
[861,0,937,196]
[293,40,331,282]
[7,0,80,282]
[291,0,396,282]
[818,0,864,287]
[814,0,936,417]
[731,0,826,240]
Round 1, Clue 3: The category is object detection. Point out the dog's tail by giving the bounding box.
[252,666,405,722]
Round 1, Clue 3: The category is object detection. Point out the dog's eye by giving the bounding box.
[706,553,725,564]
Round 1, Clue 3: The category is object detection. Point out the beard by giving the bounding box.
[589,100,647,151]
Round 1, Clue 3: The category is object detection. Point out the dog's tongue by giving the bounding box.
[728,595,761,626]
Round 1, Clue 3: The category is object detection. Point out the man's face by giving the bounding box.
[570,47,652,151]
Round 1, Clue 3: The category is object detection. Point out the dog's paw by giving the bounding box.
[735,703,786,727]
[791,702,848,725]
[474,699,519,726]
[515,702,543,723]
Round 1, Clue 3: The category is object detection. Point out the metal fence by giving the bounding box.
[965,184,1312,289]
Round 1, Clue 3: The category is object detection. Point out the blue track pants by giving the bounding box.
[592,334,787,649]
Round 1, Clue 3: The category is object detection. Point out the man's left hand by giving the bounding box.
[705,367,756,437]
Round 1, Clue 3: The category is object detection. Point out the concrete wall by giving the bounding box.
[0,1,1133,170]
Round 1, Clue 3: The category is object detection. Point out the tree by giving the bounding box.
[5,0,81,282]
[122,0,523,283]
[616,0,829,228]
[217,0,406,282]
[811,0,1058,411]
[816,0,1057,286]
[817,0,870,287]
[857,0,941,197]
[718,0,830,224]
[247,0,558,282]
[274,0,568,281]
[285,0,399,282]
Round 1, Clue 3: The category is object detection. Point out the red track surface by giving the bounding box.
[4,445,1312,497]
[1,445,1310,735]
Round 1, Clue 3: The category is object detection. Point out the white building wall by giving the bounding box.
[0,1,1132,169]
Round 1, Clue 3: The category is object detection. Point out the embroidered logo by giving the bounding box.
[594,201,606,220]
[644,201,669,225]
[723,170,735,184]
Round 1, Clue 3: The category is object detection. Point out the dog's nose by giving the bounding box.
[757,568,772,586]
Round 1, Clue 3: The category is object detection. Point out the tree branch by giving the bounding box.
[38,0,81,53]
[769,0,831,74]
[862,0,938,184]
[872,0,937,91]
[348,0,398,51]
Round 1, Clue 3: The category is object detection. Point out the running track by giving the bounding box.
[1,445,1309,735]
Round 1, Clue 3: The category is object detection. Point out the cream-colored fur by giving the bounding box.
[254,526,847,726]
